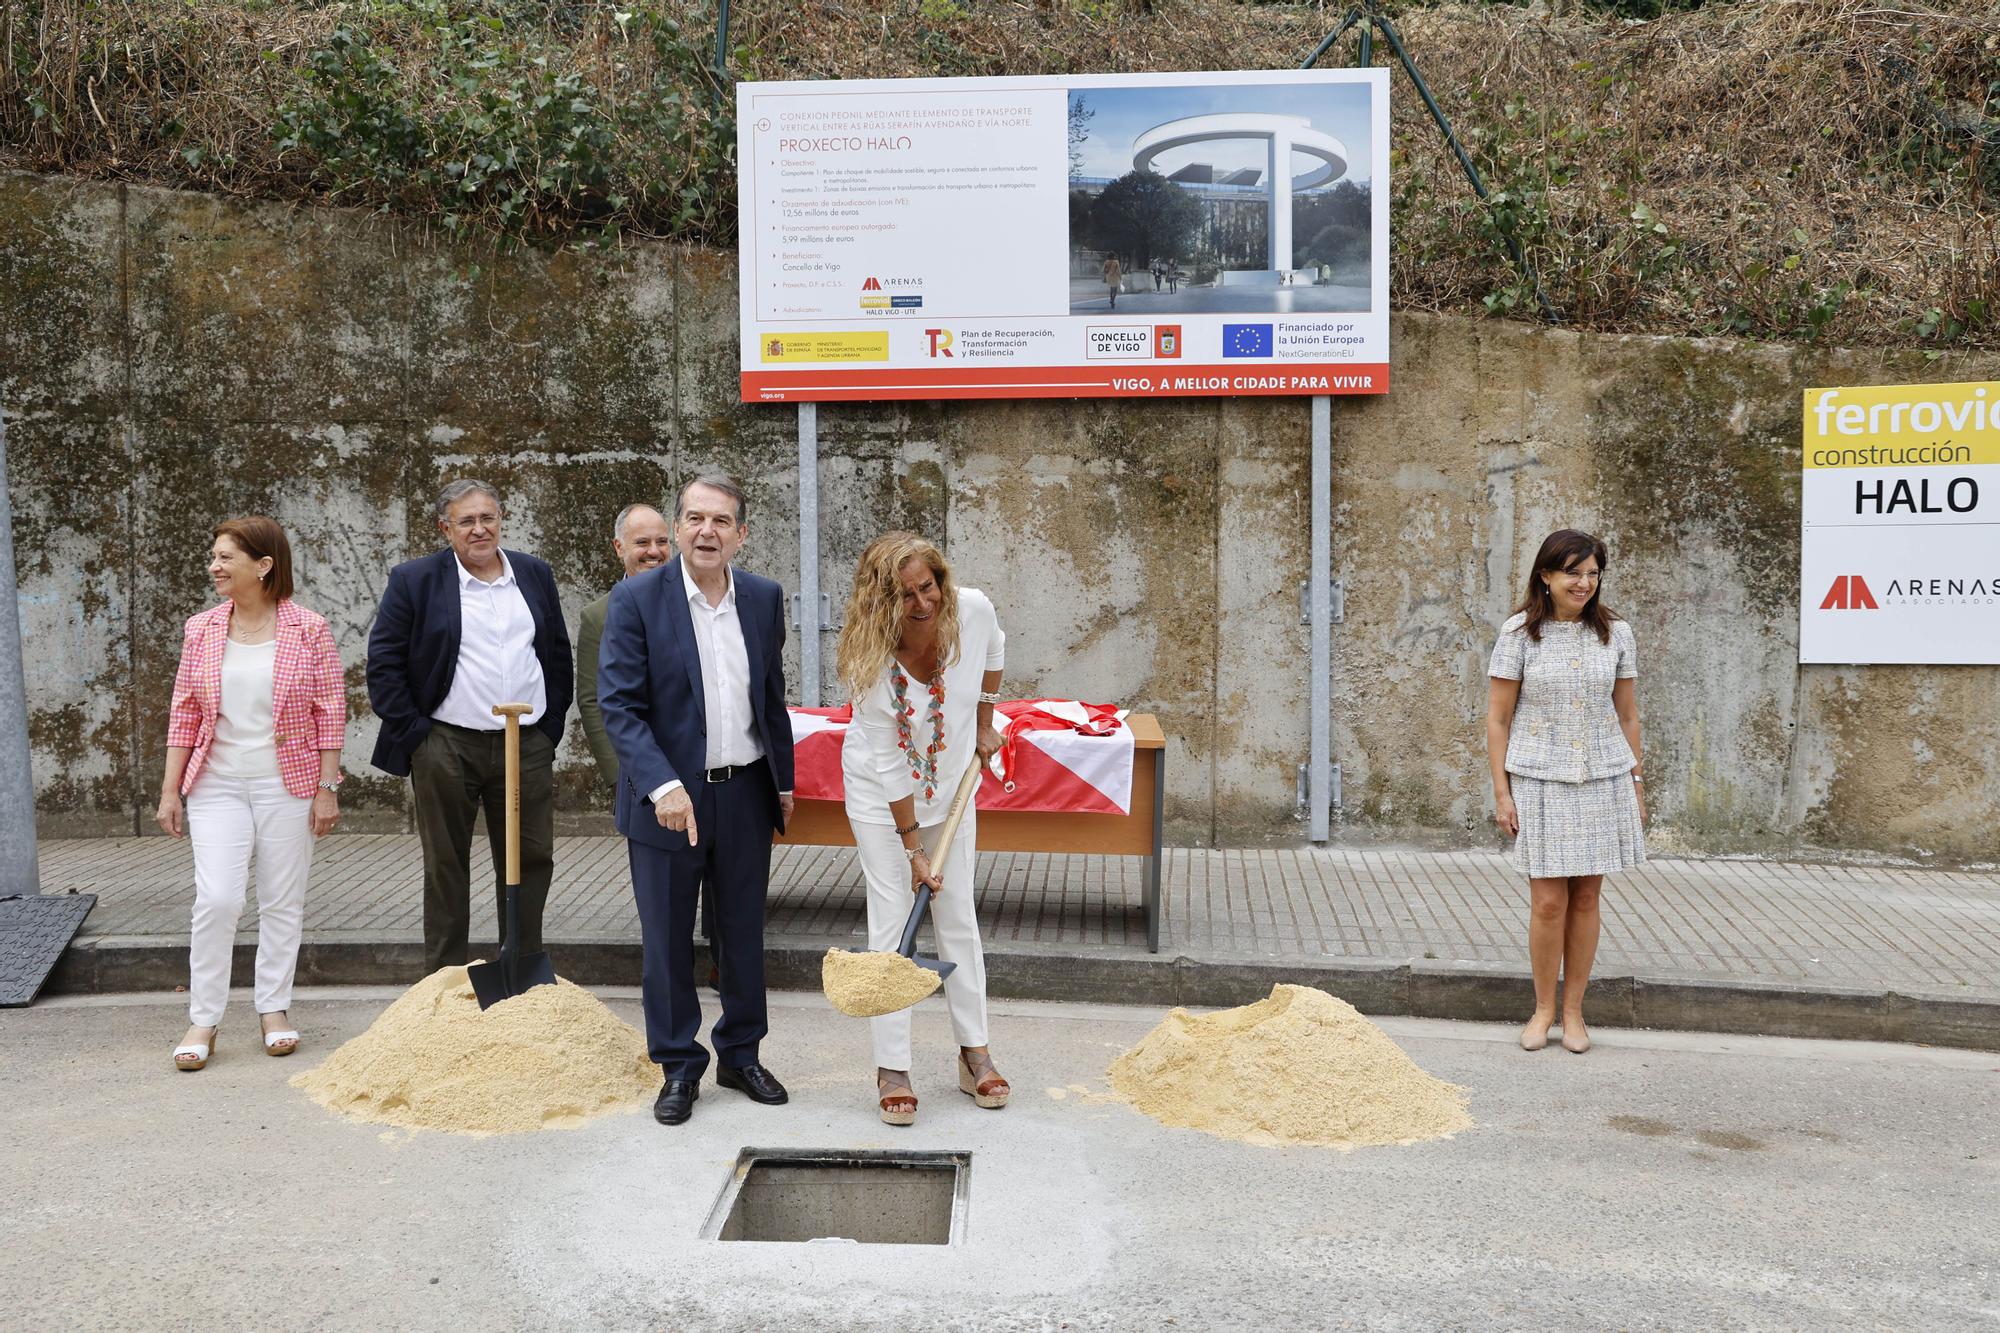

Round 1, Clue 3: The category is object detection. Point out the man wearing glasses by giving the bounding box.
[366,478,574,975]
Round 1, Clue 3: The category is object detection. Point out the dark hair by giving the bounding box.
[677,474,748,526]
[213,516,294,601]
[1516,528,1618,644]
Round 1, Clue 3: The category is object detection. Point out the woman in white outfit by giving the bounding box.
[156,517,346,1070]
[1486,528,1646,1055]
[835,532,1010,1124]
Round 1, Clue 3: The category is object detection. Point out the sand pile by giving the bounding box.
[291,967,657,1136]
[1106,984,1473,1149]
[822,948,942,1017]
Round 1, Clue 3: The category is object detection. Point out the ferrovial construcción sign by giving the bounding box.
[735,69,1390,402]
[1801,380,2000,664]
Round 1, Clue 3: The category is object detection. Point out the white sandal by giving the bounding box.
[174,1027,219,1072]
[261,1015,300,1057]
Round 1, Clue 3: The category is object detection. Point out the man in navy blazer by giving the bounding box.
[598,474,795,1126]
[366,479,573,974]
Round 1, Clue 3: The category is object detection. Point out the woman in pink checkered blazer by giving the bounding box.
[155,517,346,1071]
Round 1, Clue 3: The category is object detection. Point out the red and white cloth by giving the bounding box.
[789,698,1133,815]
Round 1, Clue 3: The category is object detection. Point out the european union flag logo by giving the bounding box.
[1222,324,1273,358]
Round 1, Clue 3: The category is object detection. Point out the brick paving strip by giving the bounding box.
[36,836,2000,1049]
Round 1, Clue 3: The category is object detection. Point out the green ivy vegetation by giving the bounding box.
[263,1,735,247]
[2,0,1994,347]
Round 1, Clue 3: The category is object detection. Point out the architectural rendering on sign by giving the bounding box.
[1066,81,1375,317]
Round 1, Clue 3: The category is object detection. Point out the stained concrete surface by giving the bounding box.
[2,988,1996,1331]
[9,170,2000,860]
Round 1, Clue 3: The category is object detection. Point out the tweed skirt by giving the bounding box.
[1510,771,1647,878]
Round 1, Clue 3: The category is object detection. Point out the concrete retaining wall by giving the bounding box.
[5,172,1997,859]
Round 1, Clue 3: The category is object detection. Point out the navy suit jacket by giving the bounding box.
[365,547,574,776]
[597,556,794,848]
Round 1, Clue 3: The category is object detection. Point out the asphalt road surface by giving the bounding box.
[3,988,1994,1331]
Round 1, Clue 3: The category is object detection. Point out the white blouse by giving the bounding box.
[843,587,1005,827]
[207,638,280,780]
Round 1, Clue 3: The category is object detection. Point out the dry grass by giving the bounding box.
[4,0,1996,345]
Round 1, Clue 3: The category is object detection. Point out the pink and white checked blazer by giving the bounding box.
[167,599,347,798]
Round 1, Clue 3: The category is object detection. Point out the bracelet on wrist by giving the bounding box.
[904,846,924,862]
[895,821,919,836]
[977,691,1002,704]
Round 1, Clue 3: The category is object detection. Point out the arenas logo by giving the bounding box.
[1823,573,2000,608]
[1819,576,1878,610]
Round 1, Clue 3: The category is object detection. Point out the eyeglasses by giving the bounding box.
[1556,569,1602,583]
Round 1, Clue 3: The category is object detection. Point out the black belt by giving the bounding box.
[703,762,758,784]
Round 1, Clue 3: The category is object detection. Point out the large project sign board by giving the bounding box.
[1800,380,2000,664]
[736,69,1390,402]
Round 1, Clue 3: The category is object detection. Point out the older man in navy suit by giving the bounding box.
[598,474,795,1126]
[366,478,573,975]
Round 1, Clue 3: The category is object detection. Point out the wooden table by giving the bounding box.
[776,713,1168,952]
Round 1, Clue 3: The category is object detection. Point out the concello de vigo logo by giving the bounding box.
[1820,576,1879,610]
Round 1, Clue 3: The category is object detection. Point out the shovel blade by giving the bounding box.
[467,950,557,1010]
[913,957,957,980]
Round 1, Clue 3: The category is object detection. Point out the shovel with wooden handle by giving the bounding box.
[468,703,557,1010]
[894,760,984,982]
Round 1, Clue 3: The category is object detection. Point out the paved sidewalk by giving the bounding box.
[35,835,2000,1046]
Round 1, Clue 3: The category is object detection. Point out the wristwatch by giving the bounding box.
[318,778,344,795]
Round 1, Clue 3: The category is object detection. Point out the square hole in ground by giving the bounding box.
[701,1148,971,1245]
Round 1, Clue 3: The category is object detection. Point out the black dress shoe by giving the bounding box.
[654,1078,699,1125]
[715,1062,789,1105]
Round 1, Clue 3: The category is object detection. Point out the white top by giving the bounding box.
[844,587,1005,827]
[207,638,280,780]
[433,552,547,730]
[648,562,764,802]
[1489,613,1638,783]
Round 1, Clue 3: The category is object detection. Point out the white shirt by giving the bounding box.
[207,637,280,780]
[433,552,547,730]
[648,562,764,802]
[843,587,1005,826]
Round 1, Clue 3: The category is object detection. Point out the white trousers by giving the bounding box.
[185,771,313,1026]
[850,809,989,1071]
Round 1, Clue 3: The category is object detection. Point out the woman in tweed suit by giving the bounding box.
[155,517,346,1070]
[1486,529,1645,1054]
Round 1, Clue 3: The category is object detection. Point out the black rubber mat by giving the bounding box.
[0,893,96,1006]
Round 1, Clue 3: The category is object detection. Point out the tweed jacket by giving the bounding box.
[574,588,619,788]
[1489,612,1638,783]
[167,599,347,798]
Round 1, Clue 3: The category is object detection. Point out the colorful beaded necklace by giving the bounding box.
[890,660,946,800]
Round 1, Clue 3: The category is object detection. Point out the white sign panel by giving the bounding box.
[1800,380,2000,664]
[736,69,1390,402]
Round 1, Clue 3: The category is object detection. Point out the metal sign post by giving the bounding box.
[1307,395,1336,843]
[0,407,41,896]
[796,402,823,706]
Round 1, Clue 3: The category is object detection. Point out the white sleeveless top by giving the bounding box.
[843,588,1005,826]
[207,638,280,780]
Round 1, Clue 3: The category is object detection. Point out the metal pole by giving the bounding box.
[1373,14,1560,324]
[1298,9,1364,70]
[796,401,821,706]
[1308,395,1332,843]
[0,407,41,894]
[712,0,732,100]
